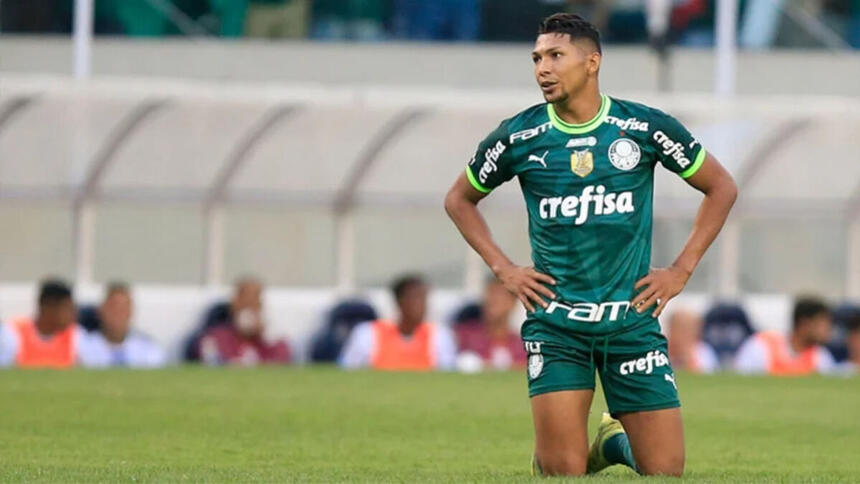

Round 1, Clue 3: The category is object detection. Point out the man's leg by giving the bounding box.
[530,389,594,476]
[617,407,685,476]
[593,322,684,476]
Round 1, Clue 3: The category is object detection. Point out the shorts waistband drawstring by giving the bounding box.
[602,335,610,373]
[588,336,597,375]
[588,335,611,375]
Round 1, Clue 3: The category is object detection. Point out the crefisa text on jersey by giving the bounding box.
[653,130,697,169]
[605,116,649,132]
[478,140,506,184]
[539,185,634,224]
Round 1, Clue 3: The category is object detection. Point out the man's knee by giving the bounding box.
[637,453,685,477]
[534,450,587,476]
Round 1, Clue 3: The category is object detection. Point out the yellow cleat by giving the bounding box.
[530,453,543,477]
[586,412,626,474]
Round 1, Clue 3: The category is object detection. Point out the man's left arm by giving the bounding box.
[632,153,738,317]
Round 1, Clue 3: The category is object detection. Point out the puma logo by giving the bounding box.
[664,374,677,390]
[528,150,549,168]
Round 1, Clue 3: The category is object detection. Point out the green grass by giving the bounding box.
[1,368,858,483]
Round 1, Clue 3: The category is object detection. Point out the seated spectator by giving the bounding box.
[310,300,378,363]
[666,308,719,373]
[392,0,481,41]
[78,282,166,368]
[702,302,755,367]
[339,274,456,371]
[198,277,291,366]
[734,296,835,375]
[311,0,386,41]
[454,279,526,371]
[0,279,92,368]
[825,303,860,362]
[838,312,860,373]
[183,300,231,362]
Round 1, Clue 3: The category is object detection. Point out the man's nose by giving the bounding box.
[537,60,553,77]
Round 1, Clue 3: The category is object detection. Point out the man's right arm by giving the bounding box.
[444,171,555,312]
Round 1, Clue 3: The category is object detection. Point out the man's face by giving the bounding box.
[532,33,600,104]
[483,282,516,329]
[41,299,76,334]
[799,313,833,345]
[398,283,428,324]
[101,292,132,340]
[232,282,263,337]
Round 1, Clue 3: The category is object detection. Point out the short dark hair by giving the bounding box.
[538,13,602,54]
[391,274,426,301]
[792,296,830,330]
[38,279,73,307]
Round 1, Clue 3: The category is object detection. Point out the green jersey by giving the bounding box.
[466,94,706,335]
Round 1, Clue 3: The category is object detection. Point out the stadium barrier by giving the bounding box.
[0,283,792,363]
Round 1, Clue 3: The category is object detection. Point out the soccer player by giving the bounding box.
[444,14,737,477]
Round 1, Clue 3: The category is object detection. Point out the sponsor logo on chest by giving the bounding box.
[538,185,635,224]
[510,122,552,144]
[566,136,598,148]
[606,116,650,132]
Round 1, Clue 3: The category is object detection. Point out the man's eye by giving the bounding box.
[552,52,562,58]
[532,57,540,64]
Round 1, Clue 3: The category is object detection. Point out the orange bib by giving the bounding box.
[370,320,435,371]
[12,317,77,368]
[756,331,817,376]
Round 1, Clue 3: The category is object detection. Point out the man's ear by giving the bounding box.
[588,52,602,75]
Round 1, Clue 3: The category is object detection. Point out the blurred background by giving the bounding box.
[0,0,858,370]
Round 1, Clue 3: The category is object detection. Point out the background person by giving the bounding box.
[455,278,526,371]
[197,277,291,366]
[79,282,166,368]
[339,274,456,371]
[0,279,95,368]
[734,296,836,375]
[666,308,719,373]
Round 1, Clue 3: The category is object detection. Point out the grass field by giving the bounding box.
[1,368,858,483]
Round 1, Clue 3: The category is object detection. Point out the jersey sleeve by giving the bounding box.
[649,110,707,179]
[465,120,516,193]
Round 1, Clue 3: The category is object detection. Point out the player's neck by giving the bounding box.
[789,332,813,354]
[552,86,603,125]
[398,319,421,337]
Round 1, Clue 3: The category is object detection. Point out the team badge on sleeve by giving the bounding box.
[608,138,641,171]
[571,150,594,178]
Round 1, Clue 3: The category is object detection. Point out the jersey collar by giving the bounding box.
[547,94,611,135]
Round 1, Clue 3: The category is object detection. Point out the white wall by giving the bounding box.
[0,284,791,363]
[1,38,858,97]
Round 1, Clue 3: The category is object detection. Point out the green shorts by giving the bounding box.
[522,318,680,414]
